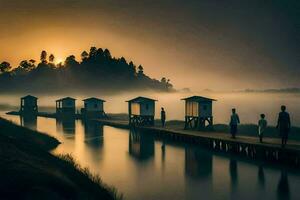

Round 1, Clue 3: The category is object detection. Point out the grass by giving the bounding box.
[0,117,122,200]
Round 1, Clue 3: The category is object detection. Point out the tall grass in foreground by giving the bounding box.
[57,154,124,200]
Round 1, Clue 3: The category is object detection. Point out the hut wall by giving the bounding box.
[186,101,199,117]
[198,102,212,117]
[62,100,75,108]
[140,101,154,116]
[85,101,103,112]
[131,103,140,115]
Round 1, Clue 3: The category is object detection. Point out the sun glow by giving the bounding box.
[55,58,64,64]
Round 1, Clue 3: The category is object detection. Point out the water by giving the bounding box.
[2,114,300,200]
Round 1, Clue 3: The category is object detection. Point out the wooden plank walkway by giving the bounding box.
[94,119,300,166]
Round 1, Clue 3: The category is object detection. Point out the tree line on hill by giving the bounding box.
[0,47,174,94]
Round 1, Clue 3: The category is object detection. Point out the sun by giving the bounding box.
[55,58,64,64]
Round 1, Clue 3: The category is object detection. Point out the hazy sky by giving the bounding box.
[0,0,299,91]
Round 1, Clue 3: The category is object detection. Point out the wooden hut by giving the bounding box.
[82,97,106,119]
[56,97,76,117]
[20,95,38,115]
[182,96,216,129]
[126,97,157,126]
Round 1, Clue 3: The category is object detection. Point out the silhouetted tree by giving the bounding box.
[81,51,88,61]
[40,51,47,63]
[103,49,111,59]
[138,65,144,75]
[161,77,167,83]
[65,55,79,67]
[0,46,175,94]
[29,59,36,64]
[89,47,97,58]
[0,61,11,73]
[49,54,55,63]
[19,60,35,71]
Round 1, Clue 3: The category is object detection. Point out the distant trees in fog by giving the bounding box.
[0,47,174,94]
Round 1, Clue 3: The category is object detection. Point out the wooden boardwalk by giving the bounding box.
[95,119,300,167]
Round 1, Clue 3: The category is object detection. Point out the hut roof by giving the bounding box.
[126,96,157,103]
[56,97,76,102]
[181,96,217,102]
[21,95,38,99]
[83,97,106,102]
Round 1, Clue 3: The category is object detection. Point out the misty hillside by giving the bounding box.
[0,47,174,94]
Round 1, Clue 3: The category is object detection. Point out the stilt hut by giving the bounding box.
[82,97,106,119]
[182,96,216,129]
[20,95,38,115]
[127,97,157,126]
[56,97,76,117]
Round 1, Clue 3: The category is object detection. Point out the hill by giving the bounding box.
[0,47,174,94]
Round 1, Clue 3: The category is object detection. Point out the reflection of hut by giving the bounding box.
[182,96,216,129]
[129,129,154,160]
[56,97,76,117]
[20,115,37,130]
[127,97,157,126]
[83,121,104,147]
[185,147,213,179]
[20,95,38,115]
[56,118,76,134]
[82,97,106,119]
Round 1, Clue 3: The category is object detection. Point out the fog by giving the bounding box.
[1,91,300,126]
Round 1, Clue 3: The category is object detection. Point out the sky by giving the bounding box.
[0,0,299,91]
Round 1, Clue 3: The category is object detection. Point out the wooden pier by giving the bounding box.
[94,119,300,167]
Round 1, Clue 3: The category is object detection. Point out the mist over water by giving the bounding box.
[1,91,300,126]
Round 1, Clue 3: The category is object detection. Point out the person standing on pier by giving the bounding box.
[258,114,267,143]
[230,108,240,139]
[276,105,291,148]
[161,107,166,127]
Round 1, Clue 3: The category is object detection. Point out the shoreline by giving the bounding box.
[0,117,122,200]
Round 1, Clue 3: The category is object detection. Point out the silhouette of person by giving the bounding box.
[229,108,240,138]
[276,105,291,148]
[161,107,166,127]
[277,170,290,200]
[258,114,267,143]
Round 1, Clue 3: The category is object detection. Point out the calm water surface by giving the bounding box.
[2,114,300,200]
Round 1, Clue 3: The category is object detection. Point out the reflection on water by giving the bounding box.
[230,159,238,190]
[20,115,37,130]
[185,147,212,179]
[82,120,104,148]
[2,114,299,200]
[258,165,265,189]
[277,170,290,200]
[56,117,76,134]
[129,129,155,160]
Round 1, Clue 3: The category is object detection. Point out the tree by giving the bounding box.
[29,59,36,64]
[19,60,35,71]
[49,54,55,63]
[65,55,79,68]
[40,50,47,63]
[0,61,11,73]
[103,49,111,59]
[89,47,97,58]
[81,51,88,61]
[138,65,144,74]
